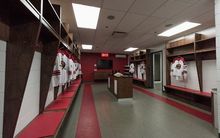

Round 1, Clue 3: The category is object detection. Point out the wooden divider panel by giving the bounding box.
[4,21,41,138]
[39,40,59,113]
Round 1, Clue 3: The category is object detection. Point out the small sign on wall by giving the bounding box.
[101,53,109,58]
[114,80,117,95]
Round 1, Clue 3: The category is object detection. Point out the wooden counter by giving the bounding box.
[108,75,133,99]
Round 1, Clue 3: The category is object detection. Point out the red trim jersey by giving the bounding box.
[52,52,62,87]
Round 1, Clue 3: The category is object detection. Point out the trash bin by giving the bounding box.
[212,88,218,128]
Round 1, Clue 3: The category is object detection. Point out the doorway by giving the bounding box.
[152,51,163,91]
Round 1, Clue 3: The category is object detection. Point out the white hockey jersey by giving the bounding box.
[170,57,187,81]
[60,52,68,85]
[68,56,75,81]
[51,52,62,87]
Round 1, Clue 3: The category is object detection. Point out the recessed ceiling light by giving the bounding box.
[124,47,138,52]
[107,15,115,20]
[72,3,100,29]
[82,44,93,50]
[158,21,201,37]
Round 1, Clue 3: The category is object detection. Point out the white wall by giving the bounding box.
[216,0,220,132]
[203,60,217,92]
[14,52,41,136]
[45,82,54,107]
[0,40,6,138]
[58,86,62,95]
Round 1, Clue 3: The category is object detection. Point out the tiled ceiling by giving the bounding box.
[50,0,215,53]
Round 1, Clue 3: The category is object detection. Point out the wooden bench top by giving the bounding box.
[164,85,211,98]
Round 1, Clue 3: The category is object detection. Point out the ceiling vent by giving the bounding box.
[112,31,128,38]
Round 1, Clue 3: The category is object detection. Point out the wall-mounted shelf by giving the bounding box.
[167,42,194,50]
[167,51,195,58]
[195,37,215,43]
[196,48,216,54]
[130,58,146,62]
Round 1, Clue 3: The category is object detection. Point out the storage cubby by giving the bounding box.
[52,4,61,18]
[39,25,59,44]
[28,0,41,13]
[167,43,195,61]
[124,65,130,75]
[61,24,68,42]
[6,1,40,26]
[43,0,60,34]
[196,37,216,53]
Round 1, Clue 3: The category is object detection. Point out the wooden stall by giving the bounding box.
[165,33,215,111]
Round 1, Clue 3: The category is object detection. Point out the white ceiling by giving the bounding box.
[51,0,215,53]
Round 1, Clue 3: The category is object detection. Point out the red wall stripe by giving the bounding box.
[133,85,213,123]
[76,84,102,138]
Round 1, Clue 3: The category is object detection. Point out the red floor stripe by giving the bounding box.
[76,84,101,138]
[133,85,213,123]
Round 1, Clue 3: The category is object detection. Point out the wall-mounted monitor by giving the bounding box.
[97,59,112,69]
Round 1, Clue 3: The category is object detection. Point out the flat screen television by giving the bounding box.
[97,59,113,69]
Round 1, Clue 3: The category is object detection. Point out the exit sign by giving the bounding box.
[101,53,109,57]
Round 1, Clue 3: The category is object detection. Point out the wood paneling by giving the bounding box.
[4,21,41,138]
[195,57,203,91]
[54,86,59,100]
[39,40,59,113]
[0,22,9,41]
[166,59,171,85]
[145,49,153,88]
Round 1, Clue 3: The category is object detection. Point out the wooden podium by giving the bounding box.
[108,75,133,99]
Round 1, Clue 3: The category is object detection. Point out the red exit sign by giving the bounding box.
[101,53,109,57]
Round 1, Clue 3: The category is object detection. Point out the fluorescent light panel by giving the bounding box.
[72,3,100,29]
[124,47,138,52]
[82,44,93,50]
[158,21,201,37]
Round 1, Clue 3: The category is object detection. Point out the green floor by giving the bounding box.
[60,83,217,138]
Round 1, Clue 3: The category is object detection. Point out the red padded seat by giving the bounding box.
[17,111,65,138]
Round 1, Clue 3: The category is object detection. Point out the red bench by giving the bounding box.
[164,85,212,111]
[16,111,65,138]
[17,79,81,138]
[164,85,211,97]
